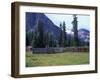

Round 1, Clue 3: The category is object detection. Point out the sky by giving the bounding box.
[45,13,90,33]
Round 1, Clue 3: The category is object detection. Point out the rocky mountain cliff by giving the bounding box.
[26,12,61,39]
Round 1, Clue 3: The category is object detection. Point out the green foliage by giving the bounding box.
[32,30,38,48]
[32,21,45,48]
[72,15,79,46]
[59,21,67,47]
[58,22,63,47]
[63,21,67,47]
[32,20,58,48]
[37,21,45,48]
[26,31,34,46]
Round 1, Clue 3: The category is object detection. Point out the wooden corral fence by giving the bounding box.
[32,47,89,53]
[26,46,32,51]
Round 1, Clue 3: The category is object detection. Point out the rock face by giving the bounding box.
[26,12,61,39]
[78,29,90,43]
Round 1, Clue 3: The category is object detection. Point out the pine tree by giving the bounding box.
[59,22,63,47]
[26,31,34,46]
[58,21,67,47]
[72,15,79,46]
[37,21,45,48]
[32,20,45,48]
[48,32,54,47]
[44,31,49,48]
[62,21,67,47]
[32,28,39,48]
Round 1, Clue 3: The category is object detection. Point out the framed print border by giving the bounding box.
[11,2,98,78]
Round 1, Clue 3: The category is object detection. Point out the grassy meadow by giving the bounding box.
[26,51,89,67]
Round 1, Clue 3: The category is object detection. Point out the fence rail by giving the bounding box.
[31,47,89,53]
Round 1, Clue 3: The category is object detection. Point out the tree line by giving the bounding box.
[26,15,89,48]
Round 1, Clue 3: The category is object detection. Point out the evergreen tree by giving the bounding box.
[26,32,30,46]
[32,29,39,48]
[59,21,67,47]
[32,20,45,48]
[26,31,34,46]
[48,32,54,47]
[62,21,67,47]
[44,31,49,48]
[59,22,63,47]
[72,15,79,46]
[37,21,45,48]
